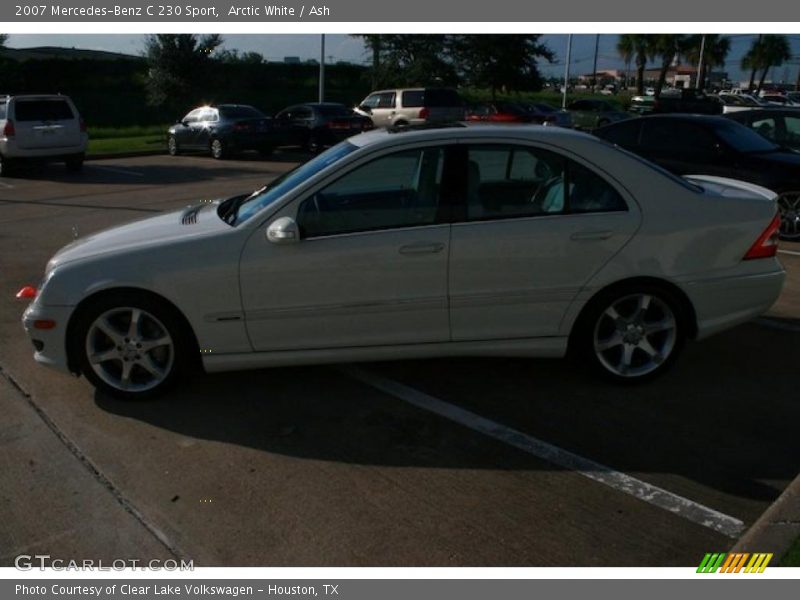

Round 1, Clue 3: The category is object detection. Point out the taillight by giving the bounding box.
[16,285,37,300]
[233,122,252,131]
[3,119,15,137]
[418,107,430,119]
[743,213,781,260]
[79,117,87,133]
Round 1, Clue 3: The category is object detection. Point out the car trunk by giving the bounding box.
[13,99,82,151]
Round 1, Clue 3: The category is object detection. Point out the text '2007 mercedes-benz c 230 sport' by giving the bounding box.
[19,124,785,399]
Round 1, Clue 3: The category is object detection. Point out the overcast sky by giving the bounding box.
[6,33,800,83]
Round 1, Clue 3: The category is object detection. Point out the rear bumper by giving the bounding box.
[21,302,75,375]
[682,265,786,339]
[1,136,88,159]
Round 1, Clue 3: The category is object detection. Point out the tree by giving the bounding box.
[352,34,383,87]
[372,35,457,87]
[649,35,686,99]
[683,34,730,90]
[449,35,554,98]
[617,34,651,94]
[144,34,223,114]
[0,34,8,47]
[742,35,792,93]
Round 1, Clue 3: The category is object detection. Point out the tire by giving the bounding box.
[570,283,687,383]
[0,153,13,177]
[65,153,84,172]
[210,138,227,160]
[776,190,800,241]
[73,292,196,400]
[167,135,179,156]
[393,120,409,129]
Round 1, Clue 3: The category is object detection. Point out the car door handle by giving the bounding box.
[399,242,445,255]
[570,230,614,241]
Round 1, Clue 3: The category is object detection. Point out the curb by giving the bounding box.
[731,473,800,560]
[87,150,167,160]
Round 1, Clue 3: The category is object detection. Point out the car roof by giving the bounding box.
[346,122,595,149]
[625,114,730,126]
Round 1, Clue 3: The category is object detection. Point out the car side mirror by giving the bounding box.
[266,216,300,244]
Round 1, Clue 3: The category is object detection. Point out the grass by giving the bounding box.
[779,536,800,566]
[87,124,170,140]
[87,134,166,156]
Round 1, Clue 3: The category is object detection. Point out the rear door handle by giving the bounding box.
[399,242,445,255]
[570,230,614,241]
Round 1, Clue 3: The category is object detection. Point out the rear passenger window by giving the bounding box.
[402,91,425,107]
[14,100,74,122]
[466,145,626,221]
[751,117,778,141]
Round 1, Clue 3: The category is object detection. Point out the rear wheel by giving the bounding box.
[65,153,84,172]
[0,153,13,177]
[210,138,227,160]
[75,293,195,400]
[572,284,686,383]
[776,191,800,240]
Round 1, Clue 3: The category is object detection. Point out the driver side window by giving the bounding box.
[466,145,566,220]
[297,147,445,238]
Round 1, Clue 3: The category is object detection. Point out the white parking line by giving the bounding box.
[90,165,145,177]
[0,180,14,189]
[343,366,745,539]
[778,249,800,257]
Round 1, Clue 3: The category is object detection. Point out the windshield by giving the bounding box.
[713,120,780,153]
[230,142,359,225]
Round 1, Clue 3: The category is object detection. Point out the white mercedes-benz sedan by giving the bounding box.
[20,124,785,399]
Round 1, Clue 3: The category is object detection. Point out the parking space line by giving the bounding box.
[778,249,800,257]
[343,366,745,539]
[90,165,145,177]
[0,180,14,189]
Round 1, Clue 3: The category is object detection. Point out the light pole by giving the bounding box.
[562,34,572,109]
[696,34,706,91]
[318,34,326,103]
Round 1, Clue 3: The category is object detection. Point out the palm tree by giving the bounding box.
[683,34,731,90]
[617,34,650,94]
[742,35,792,93]
[649,35,686,99]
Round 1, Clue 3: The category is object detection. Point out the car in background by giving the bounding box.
[466,101,536,123]
[786,92,800,104]
[716,93,763,114]
[0,94,88,176]
[167,104,286,159]
[354,88,465,128]
[646,88,723,115]
[759,94,800,107]
[517,102,573,128]
[594,114,800,240]
[20,124,784,398]
[274,103,373,152]
[566,99,630,130]
[726,108,800,152]
[629,95,656,115]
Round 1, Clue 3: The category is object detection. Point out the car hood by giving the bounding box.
[47,201,229,272]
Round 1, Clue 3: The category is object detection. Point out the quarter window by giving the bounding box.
[297,147,445,238]
[751,117,778,141]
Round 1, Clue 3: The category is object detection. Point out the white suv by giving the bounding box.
[0,94,88,176]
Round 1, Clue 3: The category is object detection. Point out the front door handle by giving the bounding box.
[399,242,445,255]
[570,230,614,241]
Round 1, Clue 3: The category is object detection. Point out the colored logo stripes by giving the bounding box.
[697,552,773,573]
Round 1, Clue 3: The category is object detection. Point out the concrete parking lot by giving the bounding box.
[1,154,799,566]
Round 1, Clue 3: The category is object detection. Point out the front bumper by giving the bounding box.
[22,302,76,375]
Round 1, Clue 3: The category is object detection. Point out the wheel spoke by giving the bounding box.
[139,355,166,379]
[644,316,675,335]
[596,331,624,352]
[139,336,171,353]
[89,348,119,365]
[127,309,142,339]
[96,318,123,344]
[619,344,634,371]
[637,338,663,363]
[120,360,134,388]
[604,305,621,321]
[634,294,651,320]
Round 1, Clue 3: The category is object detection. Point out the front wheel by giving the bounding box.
[776,191,800,241]
[572,285,686,382]
[210,138,227,160]
[167,135,179,156]
[75,295,194,399]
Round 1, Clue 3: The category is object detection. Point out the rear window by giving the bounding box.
[218,106,264,119]
[317,105,353,117]
[14,99,75,122]
[597,119,641,147]
[403,89,463,108]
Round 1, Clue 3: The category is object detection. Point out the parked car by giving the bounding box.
[629,95,656,115]
[517,102,574,127]
[759,94,800,107]
[273,103,374,152]
[466,101,536,123]
[167,104,285,159]
[644,88,723,115]
[566,99,630,130]
[0,94,88,176]
[594,114,800,240]
[717,93,769,114]
[726,108,800,152]
[20,124,784,398]
[354,88,465,128]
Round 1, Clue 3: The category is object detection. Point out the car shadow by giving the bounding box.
[94,322,800,503]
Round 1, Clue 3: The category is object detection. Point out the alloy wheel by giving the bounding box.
[593,293,677,378]
[85,307,174,392]
[777,191,800,240]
